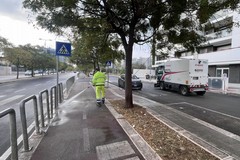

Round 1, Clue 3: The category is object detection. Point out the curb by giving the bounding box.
[105,99,162,160]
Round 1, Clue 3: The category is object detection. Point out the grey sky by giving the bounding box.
[0,0,29,21]
[0,0,150,58]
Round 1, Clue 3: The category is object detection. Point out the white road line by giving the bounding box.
[14,89,26,93]
[34,84,41,87]
[181,102,240,121]
[0,95,6,98]
[166,102,186,106]
[83,128,90,152]
[0,121,35,160]
[0,95,24,105]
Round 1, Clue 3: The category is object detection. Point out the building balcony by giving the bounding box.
[183,47,240,66]
[205,28,232,40]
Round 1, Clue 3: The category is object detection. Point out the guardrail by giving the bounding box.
[0,108,18,160]
[66,76,75,94]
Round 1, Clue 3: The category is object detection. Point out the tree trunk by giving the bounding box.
[16,58,19,79]
[16,65,19,79]
[124,44,134,108]
[151,35,156,67]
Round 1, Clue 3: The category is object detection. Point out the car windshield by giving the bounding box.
[132,75,138,79]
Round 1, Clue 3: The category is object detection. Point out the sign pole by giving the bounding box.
[108,66,109,88]
[105,60,111,88]
[55,41,71,117]
[56,56,59,108]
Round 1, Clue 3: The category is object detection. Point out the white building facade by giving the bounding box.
[155,10,240,83]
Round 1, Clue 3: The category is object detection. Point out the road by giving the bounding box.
[0,72,76,157]
[109,75,240,137]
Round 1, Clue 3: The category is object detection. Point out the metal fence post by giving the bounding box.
[0,108,18,160]
[20,95,40,152]
[39,89,50,127]
[50,86,54,118]
[58,83,64,103]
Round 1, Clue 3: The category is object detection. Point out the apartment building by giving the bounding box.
[155,10,240,83]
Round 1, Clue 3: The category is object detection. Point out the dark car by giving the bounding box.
[118,74,142,90]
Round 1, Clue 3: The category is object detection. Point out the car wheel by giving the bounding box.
[180,85,189,96]
[159,82,165,90]
[118,80,121,87]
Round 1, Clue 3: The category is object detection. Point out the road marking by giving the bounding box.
[96,141,135,160]
[83,128,90,152]
[0,95,24,105]
[34,84,41,87]
[180,102,240,121]
[1,121,35,160]
[14,89,26,93]
[0,95,6,98]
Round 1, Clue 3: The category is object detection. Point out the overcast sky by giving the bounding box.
[0,0,150,58]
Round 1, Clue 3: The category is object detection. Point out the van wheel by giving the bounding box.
[196,91,206,96]
[160,82,165,90]
[180,85,189,96]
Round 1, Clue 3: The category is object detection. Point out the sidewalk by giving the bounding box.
[18,79,160,160]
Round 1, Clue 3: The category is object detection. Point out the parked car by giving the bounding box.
[118,74,142,90]
[25,70,34,76]
[34,70,43,74]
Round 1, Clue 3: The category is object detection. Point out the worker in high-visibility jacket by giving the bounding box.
[92,68,106,105]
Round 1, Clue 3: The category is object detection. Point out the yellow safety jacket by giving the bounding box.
[92,71,106,86]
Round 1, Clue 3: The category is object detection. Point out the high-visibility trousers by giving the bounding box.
[96,85,105,101]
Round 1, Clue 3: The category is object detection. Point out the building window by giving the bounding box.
[216,68,229,77]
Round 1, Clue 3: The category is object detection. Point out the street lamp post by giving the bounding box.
[39,38,52,53]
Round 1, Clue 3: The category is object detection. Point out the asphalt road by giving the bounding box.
[0,72,76,157]
[110,75,240,137]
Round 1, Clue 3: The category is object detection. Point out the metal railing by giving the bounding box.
[58,83,64,103]
[1,77,75,158]
[50,86,57,112]
[0,108,18,160]
[19,95,39,151]
[39,89,50,127]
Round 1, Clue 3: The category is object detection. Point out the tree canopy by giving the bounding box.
[23,0,240,108]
